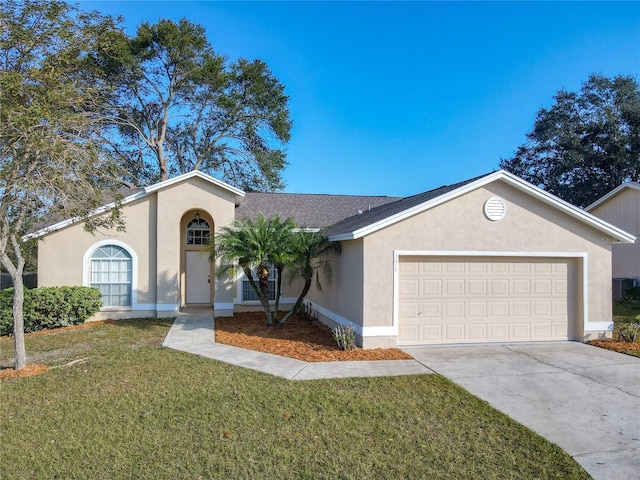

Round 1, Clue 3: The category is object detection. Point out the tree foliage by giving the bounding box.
[209,215,339,327]
[99,18,292,190]
[500,74,640,207]
[0,0,123,369]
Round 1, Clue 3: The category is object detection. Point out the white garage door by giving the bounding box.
[397,256,575,345]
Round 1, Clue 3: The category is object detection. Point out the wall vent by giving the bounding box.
[484,197,506,221]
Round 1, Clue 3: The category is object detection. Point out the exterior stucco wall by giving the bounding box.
[38,193,158,314]
[589,188,640,279]
[360,181,612,345]
[306,239,364,332]
[154,177,237,312]
[38,175,239,318]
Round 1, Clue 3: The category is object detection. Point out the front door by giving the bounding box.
[185,250,210,304]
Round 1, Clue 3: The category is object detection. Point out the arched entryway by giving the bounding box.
[180,210,214,306]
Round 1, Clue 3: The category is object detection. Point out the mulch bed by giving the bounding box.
[0,363,50,380]
[215,311,413,362]
[587,338,640,355]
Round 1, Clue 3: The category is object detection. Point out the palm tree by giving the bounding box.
[208,214,296,326]
[278,230,341,326]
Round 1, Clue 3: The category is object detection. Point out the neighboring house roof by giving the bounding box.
[325,170,636,244]
[236,192,401,229]
[585,181,640,212]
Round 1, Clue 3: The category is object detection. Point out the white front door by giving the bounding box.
[186,251,210,304]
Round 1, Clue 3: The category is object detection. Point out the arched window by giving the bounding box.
[186,216,210,245]
[90,245,132,307]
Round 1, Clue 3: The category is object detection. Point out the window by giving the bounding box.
[242,265,276,301]
[90,245,132,307]
[186,217,210,245]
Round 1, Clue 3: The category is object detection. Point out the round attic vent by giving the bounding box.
[484,196,507,221]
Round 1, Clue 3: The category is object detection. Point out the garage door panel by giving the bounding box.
[445,262,465,274]
[421,279,441,295]
[467,301,487,318]
[445,324,465,342]
[533,300,552,316]
[398,278,419,296]
[398,324,419,343]
[534,279,552,295]
[468,279,488,295]
[445,301,465,318]
[512,279,531,295]
[422,301,441,317]
[489,323,509,340]
[511,301,531,317]
[533,322,552,339]
[490,279,509,295]
[489,301,509,317]
[468,262,487,274]
[397,256,575,345]
[467,323,487,341]
[398,300,420,318]
[421,325,442,343]
[444,279,464,296]
[511,323,531,340]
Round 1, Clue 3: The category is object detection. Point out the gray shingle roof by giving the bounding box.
[236,192,402,229]
[324,173,493,237]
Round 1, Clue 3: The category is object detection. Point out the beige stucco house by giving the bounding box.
[31,170,635,348]
[586,182,640,298]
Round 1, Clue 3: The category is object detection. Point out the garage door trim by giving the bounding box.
[392,251,595,342]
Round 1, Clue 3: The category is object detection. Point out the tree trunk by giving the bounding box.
[245,268,275,326]
[12,275,27,370]
[279,278,312,326]
[1,247,27,370]
[272,266,284,322]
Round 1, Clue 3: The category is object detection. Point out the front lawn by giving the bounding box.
[0,320,589,479]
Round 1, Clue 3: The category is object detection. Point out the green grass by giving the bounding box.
[613,300,640,322]
[0,320,590,480]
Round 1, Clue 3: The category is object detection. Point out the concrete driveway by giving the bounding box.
[403,342,640,480]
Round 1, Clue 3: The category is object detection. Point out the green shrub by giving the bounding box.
[621,286,640,303]
[616,320,640,343]
[295,302,317,321]
[332,323,356,351]
[0,286,102,336]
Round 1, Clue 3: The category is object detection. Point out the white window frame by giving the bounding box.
[83,240,143,311]
[186,217,211,245]
[241,265,277,302]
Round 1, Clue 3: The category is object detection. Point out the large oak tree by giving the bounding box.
[0,0,123,370]
[500,74,640,207]
[99,19,292,190]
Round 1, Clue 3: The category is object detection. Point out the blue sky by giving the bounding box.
[80,1,640,196]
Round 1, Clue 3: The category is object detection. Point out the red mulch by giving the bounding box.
[587,338,640,355]
[215,311,413,362]
[0,363,50,380]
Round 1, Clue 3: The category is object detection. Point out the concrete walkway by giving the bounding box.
[405,343,640,480]
[162,309,431,380]
[164,310,640,480]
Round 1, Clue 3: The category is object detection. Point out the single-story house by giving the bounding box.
[586,182,640,299]
[31,169,635,348]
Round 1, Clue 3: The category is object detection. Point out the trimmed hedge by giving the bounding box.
[0,286,102,336]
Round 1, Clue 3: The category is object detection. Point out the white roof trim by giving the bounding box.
[25,170,246,240]
[328,170,636,244]
[585,182,640,212]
